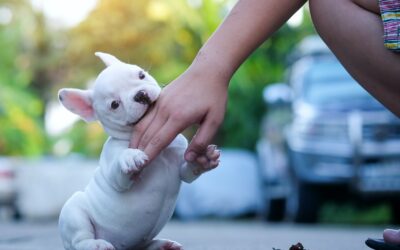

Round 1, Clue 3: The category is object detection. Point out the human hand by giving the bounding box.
[129,66,229,164]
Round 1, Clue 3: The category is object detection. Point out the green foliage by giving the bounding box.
[57,0,316,154]
[0,0,47,155]
[55,0,230,154]
[218,10,315,149]
[320,202,391,225]
[63,122,107,157]
[0,0,316,156]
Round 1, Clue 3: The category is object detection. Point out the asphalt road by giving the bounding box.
[0,219,385,250]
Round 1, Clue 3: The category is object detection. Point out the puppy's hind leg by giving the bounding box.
[59,192,115,250]
[141,239,183,250]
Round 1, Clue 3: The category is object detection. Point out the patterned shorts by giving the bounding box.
[379,0,400,52]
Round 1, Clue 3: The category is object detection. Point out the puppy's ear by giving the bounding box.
[95,52,122,67]
[58,88,97,122]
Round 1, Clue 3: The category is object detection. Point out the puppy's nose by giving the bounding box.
[134,90,151,105]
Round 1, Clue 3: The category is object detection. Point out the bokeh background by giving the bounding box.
[0,0,314,157]
[0,0,396,232]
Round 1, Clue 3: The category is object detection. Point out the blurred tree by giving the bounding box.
[55,0,228,155]
[0,0,315,156]
[60,0,225,86]
[0,0,47,155]
[55,0,315,155]
[219,7,315,149]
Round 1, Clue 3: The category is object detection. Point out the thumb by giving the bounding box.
[185,116,221,162]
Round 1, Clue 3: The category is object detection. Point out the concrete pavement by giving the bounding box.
[0,219,384,250]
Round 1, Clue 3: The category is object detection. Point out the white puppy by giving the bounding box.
[58,52,220,250]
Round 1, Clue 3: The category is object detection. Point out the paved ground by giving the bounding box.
[0,219,384,250]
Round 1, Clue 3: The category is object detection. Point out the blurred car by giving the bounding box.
[0,157,19,219]
[175,148,262,220]
[257,36,400,223]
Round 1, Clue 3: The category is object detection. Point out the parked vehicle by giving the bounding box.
[176,149,262,220]
[0,157,19,219]
[257,36,400,223]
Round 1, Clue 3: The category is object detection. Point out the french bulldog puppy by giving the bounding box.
[58,52,220,250]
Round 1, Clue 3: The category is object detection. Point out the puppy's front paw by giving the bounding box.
[119,148,148,175]
[192,145,220,175]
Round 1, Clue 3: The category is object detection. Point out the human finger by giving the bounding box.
[185,113,221,162]
[136,109,169,151]
[130,105,159,149]
[142,118,183,162]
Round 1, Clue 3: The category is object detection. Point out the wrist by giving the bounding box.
[187,49,234,86]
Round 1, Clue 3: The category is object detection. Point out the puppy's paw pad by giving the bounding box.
[206,144,220,161]
[195,145,220,172]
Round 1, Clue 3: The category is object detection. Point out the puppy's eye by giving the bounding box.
[138,71,145,80]
[111,100,120,110]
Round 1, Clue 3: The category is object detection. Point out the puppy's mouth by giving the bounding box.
[126,102,155,127]
[126,89,160,127]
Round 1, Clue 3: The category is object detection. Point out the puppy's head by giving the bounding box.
[58,52,161,138]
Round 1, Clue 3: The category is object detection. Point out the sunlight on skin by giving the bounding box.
[30,0,97,27]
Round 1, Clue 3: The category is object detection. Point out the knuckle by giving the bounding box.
[133,124,145,134]
[158,102,170,112]
[150,136,161,146]
[170,110,186,121]
[141,134,151,145]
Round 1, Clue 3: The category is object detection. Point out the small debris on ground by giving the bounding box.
[289,243,304,250]
[273,242,306,250]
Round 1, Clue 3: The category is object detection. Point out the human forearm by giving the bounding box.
[131,0,306,163]
[189,0,306,80]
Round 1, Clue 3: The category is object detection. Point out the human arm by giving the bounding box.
[130,0,306,163]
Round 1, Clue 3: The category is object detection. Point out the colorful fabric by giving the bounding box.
[379,0,400,52]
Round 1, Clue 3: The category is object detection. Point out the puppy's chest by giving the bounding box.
[139,153,181,188]
[89,151,181,220]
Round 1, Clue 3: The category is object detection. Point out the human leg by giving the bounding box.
[309,0,400,116]
[309,0,400,247]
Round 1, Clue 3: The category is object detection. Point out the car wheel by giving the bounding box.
[263,197,286,222]
[286,181,321,223]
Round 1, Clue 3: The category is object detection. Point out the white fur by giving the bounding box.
[58,52,219,250]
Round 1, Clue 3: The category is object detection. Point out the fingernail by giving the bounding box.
[185,151,197,162]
